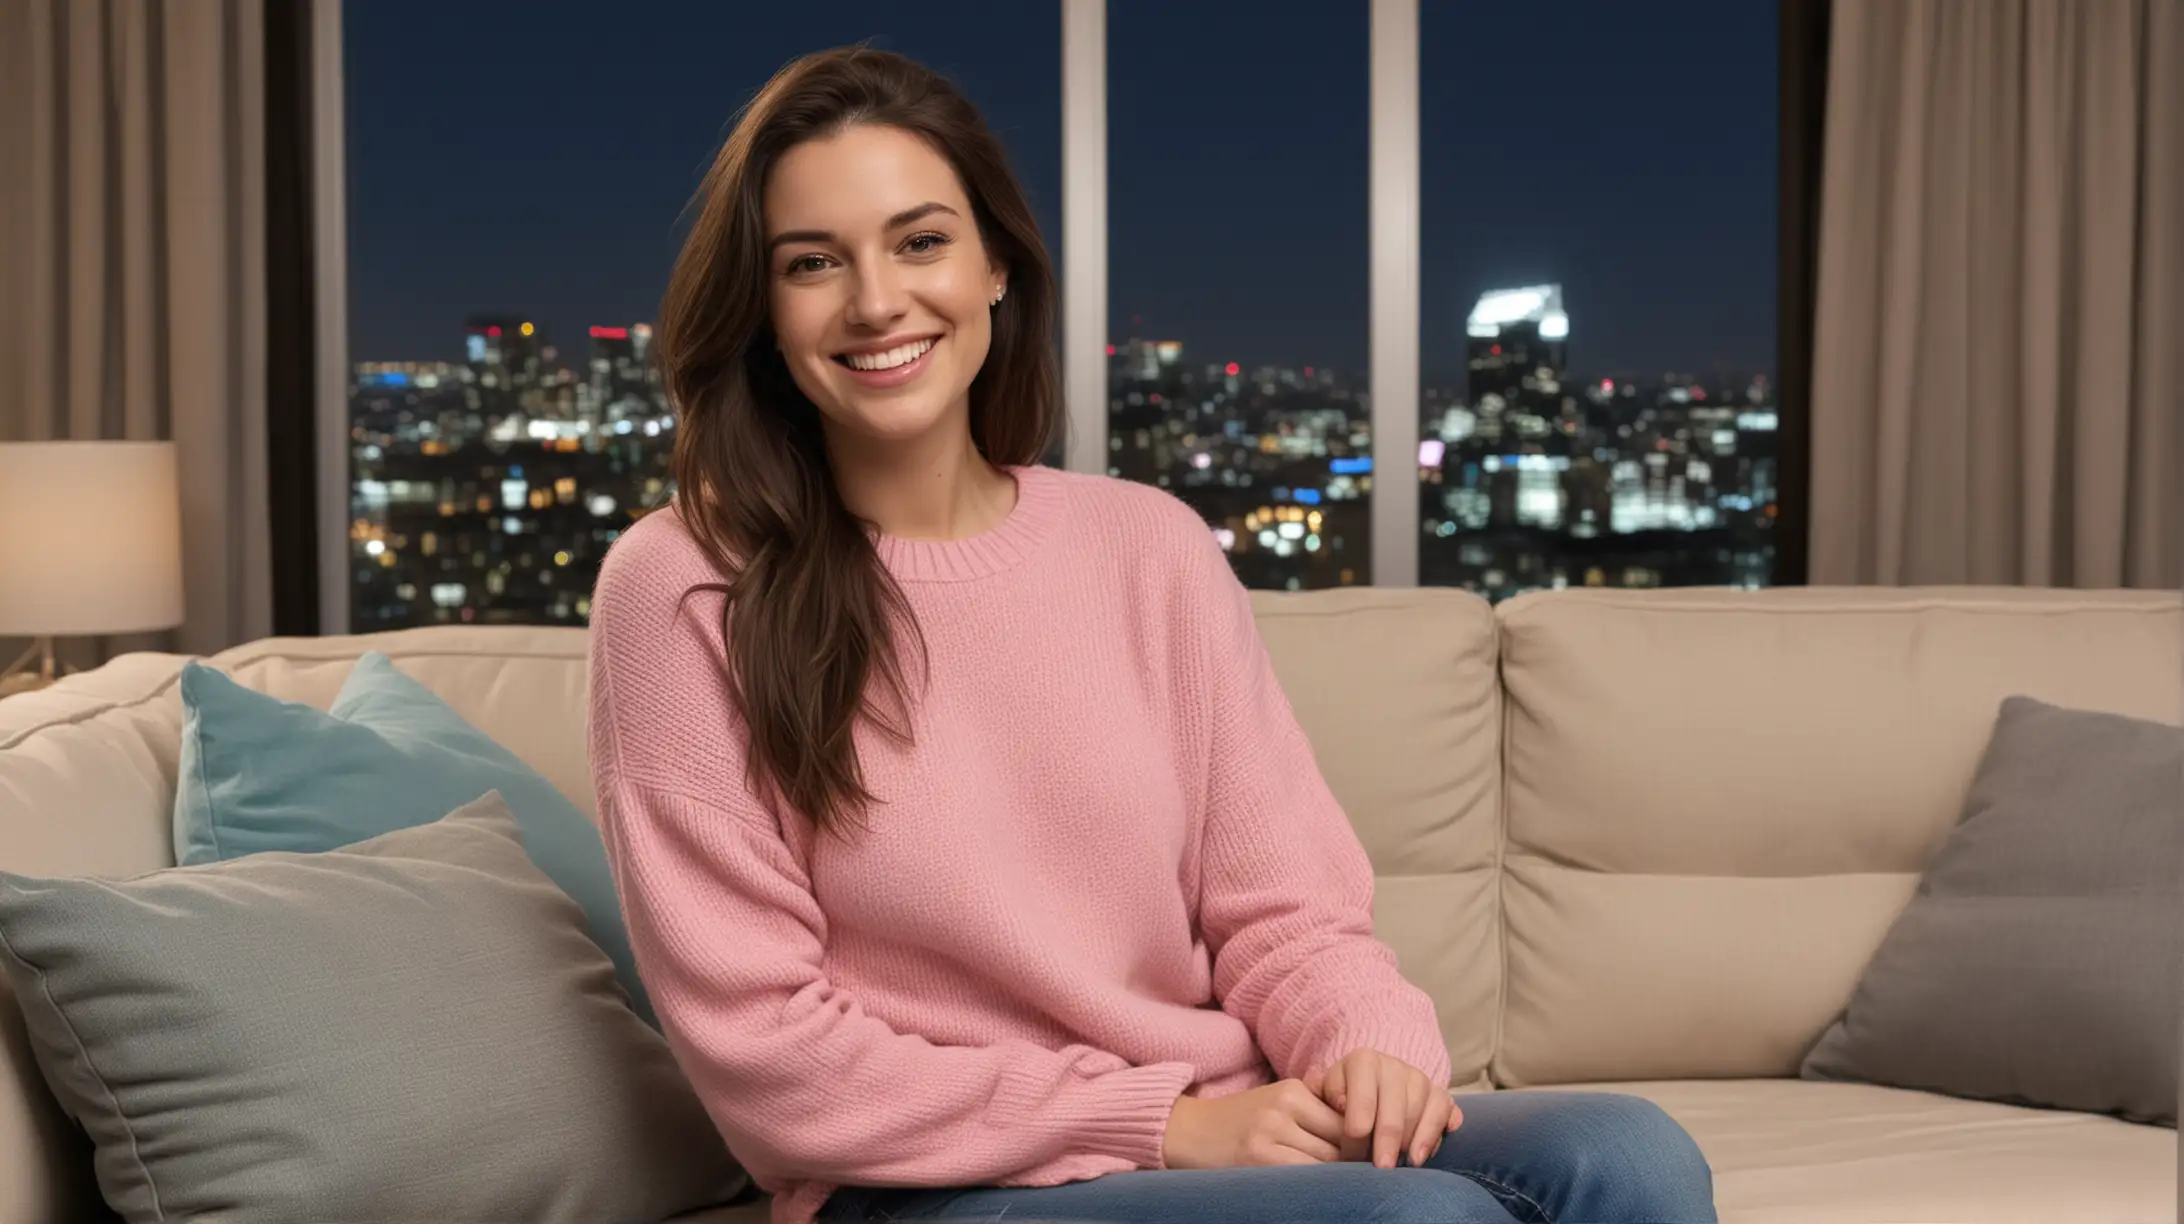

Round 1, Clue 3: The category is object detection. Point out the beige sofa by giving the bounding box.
[1,586,2177,1223]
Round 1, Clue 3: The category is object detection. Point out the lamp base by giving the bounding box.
[0,635,58,699]
[0,670,53,699]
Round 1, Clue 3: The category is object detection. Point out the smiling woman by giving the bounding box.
[652,46,1061,837]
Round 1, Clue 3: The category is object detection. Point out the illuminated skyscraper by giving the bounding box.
[463,315,545,383]
[462,315,550,422]
[587,323,656,421]
[1464,284,1569,439]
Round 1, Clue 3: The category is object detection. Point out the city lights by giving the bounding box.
[349,317,671,627]
[350,304,1777,628]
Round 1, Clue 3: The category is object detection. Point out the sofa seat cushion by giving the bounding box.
[1531,1079,2174,1223]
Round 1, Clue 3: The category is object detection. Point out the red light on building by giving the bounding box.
[590,326,630,340]
[486,326,502,338]
[1490,344,1501,355]
[1105,344,1116,357]
[1224,361,1240,376]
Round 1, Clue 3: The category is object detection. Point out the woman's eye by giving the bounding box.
[904,232,951,255]
[785,254,829,275]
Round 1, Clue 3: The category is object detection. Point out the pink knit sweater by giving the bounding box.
[586,463,1450,1224]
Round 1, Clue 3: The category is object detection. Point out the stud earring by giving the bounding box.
[991,286,1006,306]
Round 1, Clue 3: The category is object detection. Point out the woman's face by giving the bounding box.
[764,124,1005,451]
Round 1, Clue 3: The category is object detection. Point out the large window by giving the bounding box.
[334,1,1793,624]
[341,3,1060,630]
[1105,1,1372,591]
[1416,1,1780,599]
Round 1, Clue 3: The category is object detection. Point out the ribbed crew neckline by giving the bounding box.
[869,463,1062,583]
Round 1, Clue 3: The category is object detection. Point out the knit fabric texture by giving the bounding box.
[586,463,1449,1224]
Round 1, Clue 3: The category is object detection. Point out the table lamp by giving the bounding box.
[0,441,186,696]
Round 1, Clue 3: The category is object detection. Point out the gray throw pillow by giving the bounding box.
[0,790,750,1223]
[1802,695,2182,1125]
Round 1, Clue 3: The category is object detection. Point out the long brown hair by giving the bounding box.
[654,46,1061,835]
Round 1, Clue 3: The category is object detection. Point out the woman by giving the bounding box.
[587,45,1718,1224]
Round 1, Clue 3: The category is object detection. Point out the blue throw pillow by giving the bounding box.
[174,652,654,1027]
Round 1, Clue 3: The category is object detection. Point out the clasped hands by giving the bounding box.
[1161,1048,1461,1172]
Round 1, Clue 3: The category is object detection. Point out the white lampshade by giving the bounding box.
[0,441,185,636]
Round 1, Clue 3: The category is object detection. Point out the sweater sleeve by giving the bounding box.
[1181,524,1453,1089]
[585,523,1194,1193]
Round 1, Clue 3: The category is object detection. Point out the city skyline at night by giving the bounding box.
[346,281,1778,627]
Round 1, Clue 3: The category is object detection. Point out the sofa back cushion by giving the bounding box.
[1248,588,1503,1087]
[1492,587,2184,1087]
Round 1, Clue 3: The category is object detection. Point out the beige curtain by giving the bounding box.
[1811,0,2182,587]
[0,0,273,665]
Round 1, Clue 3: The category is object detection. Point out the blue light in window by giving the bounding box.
[1293,488,1322,505]
[1330,457,1373,475]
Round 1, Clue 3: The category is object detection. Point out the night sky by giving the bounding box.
[345,1,1776,387]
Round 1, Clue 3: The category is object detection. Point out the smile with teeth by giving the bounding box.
[837,338,936,371]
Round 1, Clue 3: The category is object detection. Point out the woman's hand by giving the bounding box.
[1161,1079,1351,1169]
[1303,1049,1462,1169]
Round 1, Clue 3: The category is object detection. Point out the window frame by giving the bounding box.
[312,0,351,634]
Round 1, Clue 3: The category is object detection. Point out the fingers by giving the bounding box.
[1278,1118,1343,1164]
[1342,1054,1378,1152]
[1321,1058,1347,1112]
[1448,1097,1464,1130]
[1280,1079,1348,1146]
[1401,1075,1430,1166]
[1372,1065,1409,1169]
[1409,1084,1451,1167]
[1302,1067,1325,1098]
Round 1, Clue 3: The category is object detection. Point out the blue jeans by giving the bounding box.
[818,1090,1718,1223]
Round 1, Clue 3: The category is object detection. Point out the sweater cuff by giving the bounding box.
[994,1060,1197,1171]
[1298,1020,1453,1090]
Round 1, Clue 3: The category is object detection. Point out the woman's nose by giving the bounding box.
[847,260,909,327]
